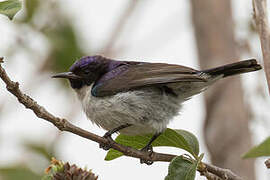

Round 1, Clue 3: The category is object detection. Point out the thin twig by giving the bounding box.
[253,0,270,93]
[198,163,242,180]
[199,171,223,180]
[101,0,139,55]
[0,57,242,180]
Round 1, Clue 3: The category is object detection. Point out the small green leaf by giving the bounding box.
[0,0,22,20]
[243,137,270,158]
[173,129,199,157]
[51,164,64,174]
[198,153,204,161]
[165,156,198,180]
[105,128,199,161]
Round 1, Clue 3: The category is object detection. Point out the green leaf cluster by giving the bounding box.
[105,128,199,161]
[105,128,202,180]
[0,141,56,180]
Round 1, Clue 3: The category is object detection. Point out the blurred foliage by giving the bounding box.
[0,140,57,179]
[43,22,85,73]
[0,166,42,180]
[0,0,21,20]
[24,142,54,161]
[0,1,83,179]
[3,0,87,90]
[18,0,85,73]
[23,0,39,23]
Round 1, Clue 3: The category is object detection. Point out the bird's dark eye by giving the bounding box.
[83,69,91,75]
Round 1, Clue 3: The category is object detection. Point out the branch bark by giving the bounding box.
[0,57,242,180]
[253,0,270,93]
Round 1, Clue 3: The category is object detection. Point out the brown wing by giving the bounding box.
[92,62,207,97]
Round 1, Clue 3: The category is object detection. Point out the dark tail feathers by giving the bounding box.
[202,59,262,78]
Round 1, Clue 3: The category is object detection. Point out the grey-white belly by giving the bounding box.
[76,85,183,135]
[75,80,215,135]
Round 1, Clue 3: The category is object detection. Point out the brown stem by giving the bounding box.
[199,171,223,180]
[0,57,242,180]
[253,0,270,93]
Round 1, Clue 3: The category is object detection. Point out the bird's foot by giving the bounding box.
[99,124,132,150]
[140,145,154,165]
[99,132,115,150]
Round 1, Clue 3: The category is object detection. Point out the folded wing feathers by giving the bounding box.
[93,63,207,97]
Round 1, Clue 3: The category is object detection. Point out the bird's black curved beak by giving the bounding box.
[52,72,82,80]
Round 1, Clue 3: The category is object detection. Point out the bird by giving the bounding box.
[52,55,261,164]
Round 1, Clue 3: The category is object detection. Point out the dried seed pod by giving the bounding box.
[45,158,98,180]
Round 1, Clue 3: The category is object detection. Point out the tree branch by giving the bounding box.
[197,163,242,180]
[199,171,223,180]
[253,0,270,93]
[0,57,242,180]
